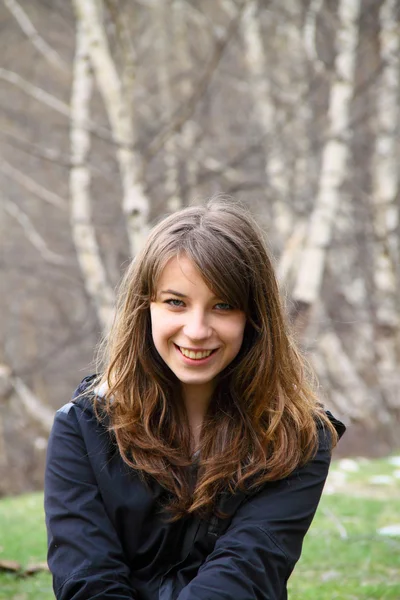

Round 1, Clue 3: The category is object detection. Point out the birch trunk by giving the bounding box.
[155,0,182,211]
[239,0,292,239]
[73,0,150,255]
[303,0,325,73]
[292,0,361,330]
[317,327,375,422]
[70,19,115,333]
[371,0,400,408]
[173,0,198,204]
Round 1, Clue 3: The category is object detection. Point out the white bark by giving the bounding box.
[155,0,181,211]
[115,8,136,135]
[70,19,115,333]
[370,0,400,408]
[239,0,292,238]
[292,0,361,306]
[303,0,325,72]
[372,0,399,326]
[277,221,307,285]
[4,0,69,73]
[73,0,150,255]
[173,0,198,198]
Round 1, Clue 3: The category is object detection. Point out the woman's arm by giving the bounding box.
[44,403,137,600]
[177,427,333,600]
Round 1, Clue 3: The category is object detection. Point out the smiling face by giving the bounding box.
[149,254,246,403]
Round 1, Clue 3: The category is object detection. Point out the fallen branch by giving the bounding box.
[0,559,49,576]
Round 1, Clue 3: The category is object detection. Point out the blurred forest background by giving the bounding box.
[0,0,399,497]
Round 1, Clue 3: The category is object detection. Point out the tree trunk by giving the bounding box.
[70,17,115,333]
[292,0,361,332]
[73,0,151,256]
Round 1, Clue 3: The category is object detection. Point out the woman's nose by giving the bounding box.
[182,310,212,340]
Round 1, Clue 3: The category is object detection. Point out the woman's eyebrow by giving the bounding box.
[160,289,187,298]
[160,289,223,301]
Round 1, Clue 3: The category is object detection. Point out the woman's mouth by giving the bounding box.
[174,344,218,363]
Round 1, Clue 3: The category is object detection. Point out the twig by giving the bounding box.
[4,0,69,73]
[144,0,247,160]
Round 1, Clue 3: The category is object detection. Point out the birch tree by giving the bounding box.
[237,0,292,239]
[173,0,200,202]
[154,0,182,211]
[2,0,400,492]
[291,0,361,330]
[371,0,400,409]
[73,0,151,256]
[69,17,115,333]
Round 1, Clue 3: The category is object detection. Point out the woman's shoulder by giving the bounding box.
[315,408,346,452]
[54,374,106,428]
[50,375,117,468]
[321,409,346,436]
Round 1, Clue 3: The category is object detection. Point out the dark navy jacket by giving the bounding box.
[44,377,346,600]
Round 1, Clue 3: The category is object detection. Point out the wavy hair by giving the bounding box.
[95,199,338,519]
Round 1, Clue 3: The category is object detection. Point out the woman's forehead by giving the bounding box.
[155,255,209,291]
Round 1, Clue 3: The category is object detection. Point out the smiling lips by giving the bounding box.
[176,345,217,360]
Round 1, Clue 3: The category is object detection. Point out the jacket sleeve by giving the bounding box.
[176,427,333,600]
[44,404,137,600]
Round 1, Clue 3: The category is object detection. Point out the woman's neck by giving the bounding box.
[182,382,214,452]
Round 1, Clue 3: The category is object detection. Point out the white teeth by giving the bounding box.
[179,347,213,360]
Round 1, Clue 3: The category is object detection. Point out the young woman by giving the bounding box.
[44,199,345,600]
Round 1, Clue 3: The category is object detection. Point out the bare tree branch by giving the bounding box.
[1,160,66,209]
[0,67,70,115]
[0,69,115,145]
[4,198,70,265]
[0,363,54,433]
[4,0,69,73]
[145,0,247,160]
[0,129,71,167]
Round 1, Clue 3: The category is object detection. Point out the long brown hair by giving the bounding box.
[95,199,338,519]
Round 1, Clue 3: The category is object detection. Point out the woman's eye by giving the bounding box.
[215,302,233,311]
[165,299,184,307]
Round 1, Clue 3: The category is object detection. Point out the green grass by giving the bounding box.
[0,492,53,599]
[288,494,400,599]
[1,457,400,599]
